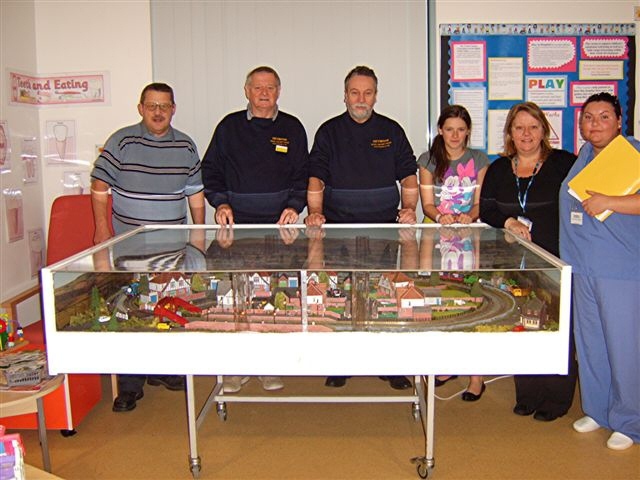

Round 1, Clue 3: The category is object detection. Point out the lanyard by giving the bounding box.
[514,157,540,214]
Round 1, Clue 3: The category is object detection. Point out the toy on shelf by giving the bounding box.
[0,310,26,352]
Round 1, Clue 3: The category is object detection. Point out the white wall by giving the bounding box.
[436,0,637,23]
[151,1,429,201]
[0,0,45,302]
[0,0,152,305]
[34,1,153,236]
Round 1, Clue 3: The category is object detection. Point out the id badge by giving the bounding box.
[517,216,533,231]
[570,199,583,225]
[571,211,583,225]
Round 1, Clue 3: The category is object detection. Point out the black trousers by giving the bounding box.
[514,332,578,415]
[117,374,146,393]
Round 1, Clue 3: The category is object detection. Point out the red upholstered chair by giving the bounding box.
[47,193,119,394]
[4,194,112,432]
[46,194,113,265]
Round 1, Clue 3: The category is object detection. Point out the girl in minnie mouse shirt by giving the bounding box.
[418,105,489,225]
[418,104,489,402]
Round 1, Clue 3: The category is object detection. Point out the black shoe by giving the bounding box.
[147,375,186,391]
[533,410,559,422]
[434,375,458,387]
[379,376,412,390]
[513,403,536,416]
[325,376,349,387]
[113,391,144,412]
[461,383,486,402]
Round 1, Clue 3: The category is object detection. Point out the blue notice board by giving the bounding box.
[439,23,636,158]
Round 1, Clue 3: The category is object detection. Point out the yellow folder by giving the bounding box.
[568,135,640,221]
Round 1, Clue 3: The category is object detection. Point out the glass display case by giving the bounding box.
[41,224,571,376]
[40,224,571,478]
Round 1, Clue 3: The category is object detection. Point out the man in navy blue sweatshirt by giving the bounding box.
[305,65,418,390]
[202,66,308,226]
[202,66,309,393]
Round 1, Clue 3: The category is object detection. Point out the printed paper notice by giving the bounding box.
[0,121,11,173]
[488,57,523,100]
[21,138,38,184]
[526,76,568,107]
[527,37,577,72]
[574,109,586,154]
[487,109,510,155]
[543,110,563,149]
[45,120,78,164]
[28,229,45,277]
[570,82,617,106]
[579,61,623,80]
[3,188,24,243]
[451,88,486,149]
[10,71,109,106]
[451,41,486,82]
[581,37,628,60]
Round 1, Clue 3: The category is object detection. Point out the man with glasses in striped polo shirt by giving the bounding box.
[91,82,205,412]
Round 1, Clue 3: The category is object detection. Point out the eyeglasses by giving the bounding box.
[142,102,174,112]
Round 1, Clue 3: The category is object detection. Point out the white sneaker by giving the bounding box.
[607,432,634,450]
[573,415,602,433]
[259,376,284,391]
[223,376,249,393]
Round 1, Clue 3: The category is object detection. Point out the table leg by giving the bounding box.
[426,374,435,467]
[186,374,201,478]
[36,396,51,473]
[412,375,435,479]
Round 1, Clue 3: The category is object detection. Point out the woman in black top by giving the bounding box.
[480,102,577,421]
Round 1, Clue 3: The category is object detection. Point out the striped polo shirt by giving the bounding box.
[91,122,203,233]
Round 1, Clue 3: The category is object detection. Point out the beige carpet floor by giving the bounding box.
[15,375,640,479]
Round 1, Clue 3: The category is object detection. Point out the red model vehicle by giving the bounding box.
[153,297,201,326]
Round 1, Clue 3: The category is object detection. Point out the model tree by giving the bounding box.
[191,273,205,292]
[318,271,330,286]
[107,314,119,331]
[274,291,288,310]
[469,280,483,297]
[138,275,149,295]
[90,286,101,317]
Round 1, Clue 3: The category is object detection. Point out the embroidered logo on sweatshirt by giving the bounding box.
[271,136,289,153]
[371,138,392,149]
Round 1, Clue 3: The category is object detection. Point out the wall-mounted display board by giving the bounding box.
[440,23,636,157]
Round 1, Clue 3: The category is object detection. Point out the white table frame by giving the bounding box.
[185,374,434,478]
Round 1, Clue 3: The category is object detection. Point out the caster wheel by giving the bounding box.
[411,456,433,479]
[60,429,77,437]
[216,403,227,421]
[412,403,421,421]
[189,456,201,479]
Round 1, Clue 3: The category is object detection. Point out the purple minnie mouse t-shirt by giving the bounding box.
[417,148,490,215]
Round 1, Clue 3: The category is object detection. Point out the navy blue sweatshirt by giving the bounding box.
[309,111,416,223]
[202,110,308,223]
